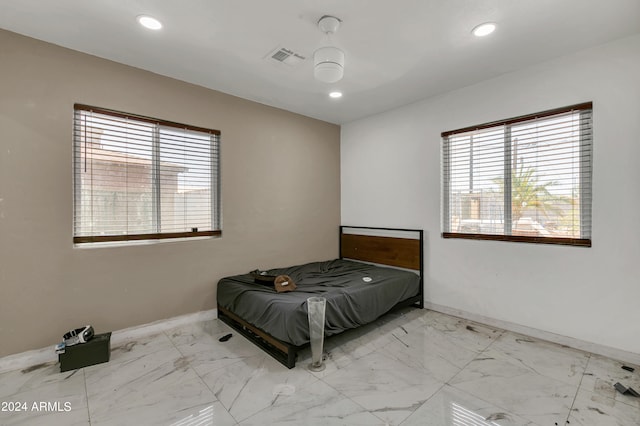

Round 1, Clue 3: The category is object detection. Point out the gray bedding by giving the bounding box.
[216,259,420,346]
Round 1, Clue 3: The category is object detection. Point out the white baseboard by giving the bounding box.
[4,304,638,373]
[424,302,640,366]
[111,309,217,344]
[0,309,217,374]
[0,346,57,375]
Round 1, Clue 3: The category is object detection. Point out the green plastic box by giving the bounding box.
[59,332,111,372]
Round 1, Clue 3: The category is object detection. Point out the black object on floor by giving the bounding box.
[59,332,111,372]
[614,382,640,397]
[621,365,635,372]
[219,333,233,342]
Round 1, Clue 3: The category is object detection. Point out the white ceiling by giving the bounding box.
[1,0,639,124]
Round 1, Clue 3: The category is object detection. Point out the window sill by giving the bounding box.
[73,235,220,249]
[442,232,591,247]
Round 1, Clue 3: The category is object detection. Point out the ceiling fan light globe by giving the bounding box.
[313,47,345,83]
[314,64,344,83]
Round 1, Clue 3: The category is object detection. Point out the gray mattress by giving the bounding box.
[216,259,420,346]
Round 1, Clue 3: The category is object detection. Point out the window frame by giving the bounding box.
[441,102,592,247]
[73,104,221,245]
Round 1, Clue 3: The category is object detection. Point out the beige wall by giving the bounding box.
[0,29,340,357]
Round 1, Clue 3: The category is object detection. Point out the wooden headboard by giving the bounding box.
[340,226,424,311]
[339,226,423,271]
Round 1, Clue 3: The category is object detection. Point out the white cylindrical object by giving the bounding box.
[314,46,344,83]
[307,296,327,371]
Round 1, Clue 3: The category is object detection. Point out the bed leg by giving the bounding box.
[286,349,296,369]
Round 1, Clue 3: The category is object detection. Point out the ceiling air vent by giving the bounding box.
[265,46,306,66]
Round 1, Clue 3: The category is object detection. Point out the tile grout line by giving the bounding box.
[464,328,591,425]
[233,355,331,424]
[311,341,399,424]
[303,325,411,425]
[564,353,591,425]
[442,329,536,424]
[398,321,506,424]
[444,329,506,387]
[162,328,243,425]
[316,372,381,423]
[425,326,509,414]
[82,367,93,426]
[388,314,508,423]
[317,373,403,426]
[317,319,508,425]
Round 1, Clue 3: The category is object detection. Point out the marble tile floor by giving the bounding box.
[1,308,639,425]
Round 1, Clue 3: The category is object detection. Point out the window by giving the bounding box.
[442,102,592,246]
[73,104,221,244]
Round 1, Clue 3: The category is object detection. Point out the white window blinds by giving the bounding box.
[73,105,221,244]
[442,102,592,246]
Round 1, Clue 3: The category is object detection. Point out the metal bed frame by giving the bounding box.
[217,225,424,368]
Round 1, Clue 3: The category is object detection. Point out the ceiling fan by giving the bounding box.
[313,15,345,83]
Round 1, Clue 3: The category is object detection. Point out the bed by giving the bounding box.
[217,226,424,368]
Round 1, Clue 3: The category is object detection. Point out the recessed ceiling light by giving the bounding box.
[472,22,496,37]
[329,91,343,99]
[137,15,162,30]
